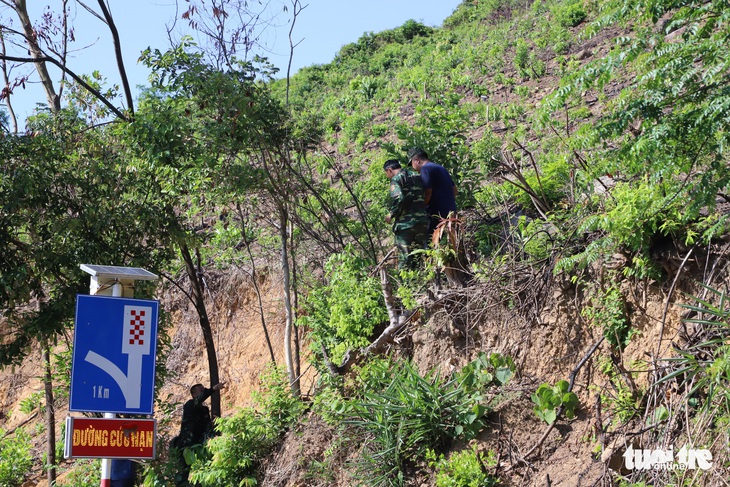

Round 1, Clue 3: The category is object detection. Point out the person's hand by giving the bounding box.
[213,382,226,391]
[385,214,392,224]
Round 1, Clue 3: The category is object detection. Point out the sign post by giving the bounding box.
[71,265,159,487]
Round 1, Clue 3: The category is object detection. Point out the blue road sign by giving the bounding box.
[70,295,159,414]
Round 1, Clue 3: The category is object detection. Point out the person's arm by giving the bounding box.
[452,185,457,198]
[424,188,433,207]
[387,178,403,222]
[193,382,224,405]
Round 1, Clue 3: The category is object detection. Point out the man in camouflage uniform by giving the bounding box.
[384,159,430,269]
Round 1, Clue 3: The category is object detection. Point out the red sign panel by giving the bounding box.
[65,417,156,459]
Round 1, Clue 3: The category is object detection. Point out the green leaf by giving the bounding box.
[554,380,570,395]
[495,367,513,386]
[543,409,557,424]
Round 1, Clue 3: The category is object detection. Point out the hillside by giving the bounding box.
[1,0,730,486]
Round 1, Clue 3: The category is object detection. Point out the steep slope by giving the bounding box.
[2,0,729,486]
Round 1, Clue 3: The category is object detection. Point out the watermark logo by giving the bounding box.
[623,445,713,471]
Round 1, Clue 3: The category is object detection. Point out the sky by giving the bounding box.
[3,0,463,126]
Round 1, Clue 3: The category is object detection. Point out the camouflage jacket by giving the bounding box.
[388,169,429,231]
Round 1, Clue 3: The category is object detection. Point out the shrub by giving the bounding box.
[19,391,45,414]
[0,428,34,487]
[531,380,579,424]
[340,354,509,486]
[188,365,305,487]
[428,445,499,487]
[554,1,586,28]
[56,459,101,487]
[301,248,387,365]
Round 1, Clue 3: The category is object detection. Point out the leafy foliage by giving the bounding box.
[427,445,499,487]
[188,365,305,486]
[6,0,730,483]
[0,429,33,487]
[582,282,633,349]
[302,247,387,364]
[55,459,100,487]
[0,110,174,366]
[544,0,730,274]
[327,354,509,487]
[531,380,579,424]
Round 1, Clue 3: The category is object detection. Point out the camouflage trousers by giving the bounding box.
[394,222,429,269]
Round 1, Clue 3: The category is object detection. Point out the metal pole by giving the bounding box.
[99,280,123,487]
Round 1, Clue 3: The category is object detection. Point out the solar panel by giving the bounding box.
[80,264,158,281]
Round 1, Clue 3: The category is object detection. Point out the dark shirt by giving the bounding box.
[420,161,457,218]
[111,459,135,487]
[178,387,214,447]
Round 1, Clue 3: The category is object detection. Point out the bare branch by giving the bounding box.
[95,0,134,115]
[0,53,128,120]
[1,30,19,132]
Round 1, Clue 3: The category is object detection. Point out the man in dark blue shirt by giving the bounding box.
[408,148,457,234]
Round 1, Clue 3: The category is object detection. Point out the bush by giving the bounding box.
[0,428,33,487]
[302,248,387,365]
[428,445,499,487]
[56,460,101,487]
[188,365,305,487]
[339,354,509,486]
[552,1,586,27]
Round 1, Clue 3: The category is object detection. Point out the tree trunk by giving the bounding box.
[42,341,56,486]
[13,0,60,111]
[180,243,221,418]
[237,203,276,364]
[289,217,301,381]
[278,204,300,396]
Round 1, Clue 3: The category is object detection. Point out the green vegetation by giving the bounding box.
[3,0,730,484]
[302,248,388,365]
[663,286,730,416]
[55,460,100,487]
[0,429,33,487]
[582,282,633,349]
[531,380,579,424]
[428,445,499,487]
[321,355,506,487]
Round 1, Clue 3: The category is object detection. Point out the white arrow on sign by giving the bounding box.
[84,305,153,408]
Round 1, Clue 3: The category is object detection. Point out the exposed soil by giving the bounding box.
[3,10,730,487]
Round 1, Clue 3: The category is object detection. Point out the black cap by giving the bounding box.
[407,147,427,163]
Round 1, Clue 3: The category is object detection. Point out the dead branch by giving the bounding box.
[516,336,605,463]
[0,54,128,120]
[96,0,134,114]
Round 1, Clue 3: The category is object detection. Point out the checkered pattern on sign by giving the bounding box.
[122,305,152,354]
[128,309,146,345]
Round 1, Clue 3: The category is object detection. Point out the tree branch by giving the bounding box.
[96,0,135,115]
[0,54,128,120]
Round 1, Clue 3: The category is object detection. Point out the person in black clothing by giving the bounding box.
[172,382,225,486]
[179,382,224,447]
[110,459,136,487]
